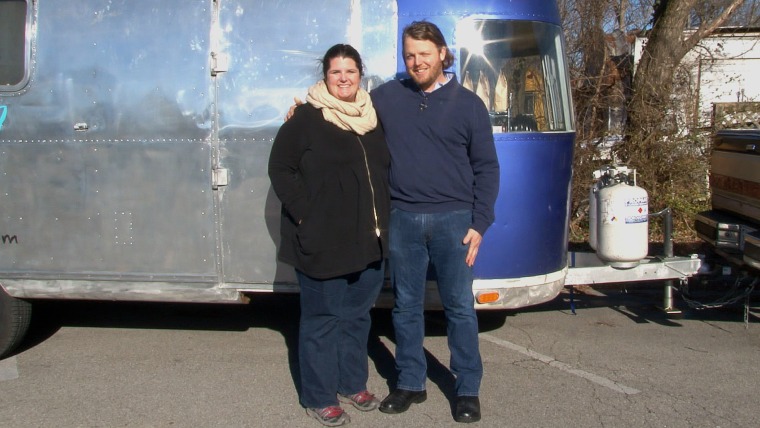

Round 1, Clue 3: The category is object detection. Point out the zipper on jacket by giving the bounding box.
[356,136,381,238]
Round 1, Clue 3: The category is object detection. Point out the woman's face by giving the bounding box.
[325,56,361,102]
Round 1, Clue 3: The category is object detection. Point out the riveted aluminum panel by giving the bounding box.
[0,0,217,285]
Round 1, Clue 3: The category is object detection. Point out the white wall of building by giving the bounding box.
[634,30,760,128]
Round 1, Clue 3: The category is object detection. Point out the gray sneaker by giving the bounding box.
[339,390,380,411]
[305,406,350,427]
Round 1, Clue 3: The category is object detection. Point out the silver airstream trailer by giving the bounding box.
[1,0,701,359]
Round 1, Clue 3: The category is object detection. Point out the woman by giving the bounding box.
[268,44,389,427]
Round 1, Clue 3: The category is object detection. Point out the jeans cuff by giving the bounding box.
[396,384,426,392]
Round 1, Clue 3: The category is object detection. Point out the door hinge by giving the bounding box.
[211,52,229,76]
[212,168,229,189]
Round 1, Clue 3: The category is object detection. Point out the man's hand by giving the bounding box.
[284,97,304,121]
[462,228,483,267]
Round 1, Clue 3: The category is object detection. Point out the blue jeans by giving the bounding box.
[297,261,384,408]
[389,208,482,396]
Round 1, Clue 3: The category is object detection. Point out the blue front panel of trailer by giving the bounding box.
[393,0,573,279]
[475,132,574,279]
[396,0,562,75]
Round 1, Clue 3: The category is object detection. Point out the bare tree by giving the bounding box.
[616,0,748,238]
[562,0,650,239]
[627,0,746,140]
[561,0,754,242]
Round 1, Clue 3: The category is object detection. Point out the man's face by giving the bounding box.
[403,37,446,92]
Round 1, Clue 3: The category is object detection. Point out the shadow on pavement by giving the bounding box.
[12,278,759,400]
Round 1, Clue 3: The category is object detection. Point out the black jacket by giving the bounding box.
[268,103,390,279]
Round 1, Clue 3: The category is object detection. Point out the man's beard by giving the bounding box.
[410,61,444,91]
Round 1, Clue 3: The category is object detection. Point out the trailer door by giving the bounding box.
[212,0,397,288]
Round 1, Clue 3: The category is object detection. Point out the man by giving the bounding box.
[286,21,499,423]
[370,21,499,424]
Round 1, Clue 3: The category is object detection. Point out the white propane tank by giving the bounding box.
[589,165,649,269]
[594,166,649,268]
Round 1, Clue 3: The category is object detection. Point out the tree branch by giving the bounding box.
[684,0,747,50]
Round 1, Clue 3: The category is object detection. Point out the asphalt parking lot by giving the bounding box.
[2,280,759,427]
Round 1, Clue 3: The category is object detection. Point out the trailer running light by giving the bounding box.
[476,290,500,304]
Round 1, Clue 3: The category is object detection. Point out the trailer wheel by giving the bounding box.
[0,285,32,359]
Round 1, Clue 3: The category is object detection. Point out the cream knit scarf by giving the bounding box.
[306,80,378,135]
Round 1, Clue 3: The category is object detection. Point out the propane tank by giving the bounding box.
[591,165,649,268]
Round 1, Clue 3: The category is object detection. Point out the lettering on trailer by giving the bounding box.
[0,105,6,130]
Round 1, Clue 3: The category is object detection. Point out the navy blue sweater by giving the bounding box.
[371,77,500,236]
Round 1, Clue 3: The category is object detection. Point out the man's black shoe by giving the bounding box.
[454,396,481,423]
[378,389,427,414]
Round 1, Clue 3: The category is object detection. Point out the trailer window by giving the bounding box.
[0,0,29,90]
[457,19,574,133]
